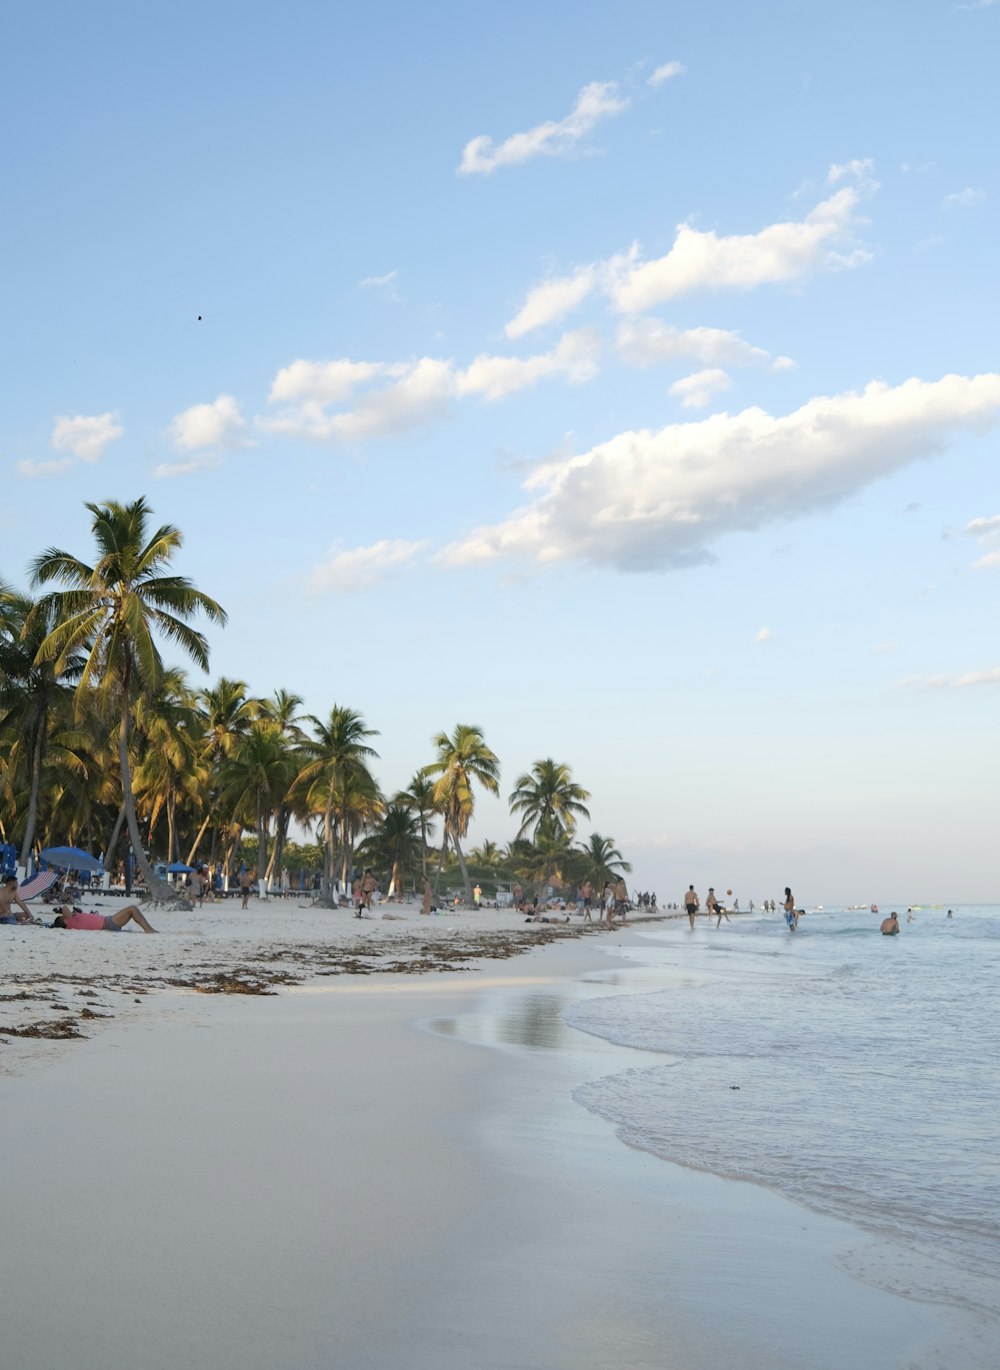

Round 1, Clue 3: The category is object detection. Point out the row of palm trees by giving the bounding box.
[1,498,631,904]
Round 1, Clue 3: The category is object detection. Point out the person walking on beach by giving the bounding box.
[580,879,593,921]
[51,904,157,933]
[359,868,377,917]
[239,869,251,909]
[684,885,700,928]
[612,877,628,922]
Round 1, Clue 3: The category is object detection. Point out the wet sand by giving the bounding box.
[0,928,968,1369]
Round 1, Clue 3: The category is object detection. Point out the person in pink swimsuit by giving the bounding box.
[51,904,157,933]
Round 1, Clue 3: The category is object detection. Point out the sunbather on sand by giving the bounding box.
[50,904,157,933]
[0,875,43,924]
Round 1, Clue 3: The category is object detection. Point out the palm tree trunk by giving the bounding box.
[119,702,175,903]
[104,801,127,874]
[185,811,212,866]
[453,831,473,907]
[432,830,449,897]
[18,721,46,871]
[256,796,269,893]
[419,815,428,879]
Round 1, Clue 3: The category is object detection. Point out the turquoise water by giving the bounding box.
[565,906,1000,1325]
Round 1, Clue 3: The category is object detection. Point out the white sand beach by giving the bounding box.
[0,908,986,1369]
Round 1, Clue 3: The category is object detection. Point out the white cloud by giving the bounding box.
[153,454,225,480]
[310,538,430,592]
[669,368,732,409]
[359,270,401,302]
[458,329,600,401]
[505,266,598,338]
[964,513,1000,568]
[648,61,685,86]
[261,332,600,443]
[955,1,998,12]
[965,514,1000,536]
[616,318,790,371]
[901,667,1000,688]
[458,81,628,175]
[755,627,772,643]
[828,157,878,192]
[437,372,1000,574]
[18,457,75,479]
[51,412,123,461]
[507,170,873,335]
[610,183,872,313]
[942,187,986,210]
[169,395,246,452]
[269,358,396,405]
[873,642,898,654]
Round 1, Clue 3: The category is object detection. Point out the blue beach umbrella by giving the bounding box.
[167,862,195,873]
[39,846,103,874]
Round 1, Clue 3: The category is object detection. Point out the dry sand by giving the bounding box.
[0,907,964,1369]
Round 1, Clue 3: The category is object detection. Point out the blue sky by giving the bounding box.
[3,0,998,902]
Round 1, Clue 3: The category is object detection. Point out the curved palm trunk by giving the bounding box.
[185,810,212,866]
[104,801,127,874]
[256,793,270,894]
[452,829,473,907]
[119,703,176,903]
[432,830,449,897]
[418,815,428,880]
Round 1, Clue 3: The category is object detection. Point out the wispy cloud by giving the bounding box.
[18,457,75,479]
[458,80,629,175]
[942,187,986,210]
[669,368,732,409]
[616,319,793,371]
[153,454,225,480]
[648,60,685,86]
[755,627,772,643]
[359,269,401,302]
[437,372,1000,574]
[505,266,599,338]
[955,0,998,12]
[965,512,1000,568]
[901,666,1000,688]
[51,411,123,461]
[310,538,430,592]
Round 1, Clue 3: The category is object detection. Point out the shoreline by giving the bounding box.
[0,919,987,1368]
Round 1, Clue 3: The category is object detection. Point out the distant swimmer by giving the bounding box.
[906,909,915,924]
[947,909,954,919]
[784,887,800,931]
[684,885,700,929]
[880,912,900,936]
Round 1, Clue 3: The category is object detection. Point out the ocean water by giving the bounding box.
[565,906,1000,1325]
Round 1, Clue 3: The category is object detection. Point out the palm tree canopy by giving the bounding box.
[29,497,227,713]
[426,724,500,841]
[508,758,591,841]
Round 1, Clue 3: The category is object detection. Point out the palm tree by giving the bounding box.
[0,588,86,867]
[218,721,296,891]
[132,668,205,866]
[426,724,500,906]
[356,803,422,900]
[508,759,591,842]
[396,768,437,880]
[29,497,226,900]
[295,706,379,904]
[578,832,632,887]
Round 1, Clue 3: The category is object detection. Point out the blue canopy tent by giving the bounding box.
[167,862,195,873]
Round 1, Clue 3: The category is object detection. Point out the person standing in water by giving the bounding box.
[784,887,800,931]
[684,885,700,929]
[881,911,900,936]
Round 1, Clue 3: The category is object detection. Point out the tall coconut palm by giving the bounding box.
[396,768,437,879]
[508,759,591,843]
[218,721,296,890]
[132,668,205,865]
[29,497,226,900]
[356,803,422,901]
[0,588,86,866]
[295,706,379,905]
[426,724,500,906]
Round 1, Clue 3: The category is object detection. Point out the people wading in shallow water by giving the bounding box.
[784,887,800,931]
[684,885,700,929]
[880,911,900,936]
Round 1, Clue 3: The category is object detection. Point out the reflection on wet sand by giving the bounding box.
[430,992,575,1050]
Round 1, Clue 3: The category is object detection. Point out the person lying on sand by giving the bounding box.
[0,875,44,925]
[50,904,157,933]
[525,909,570,924]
